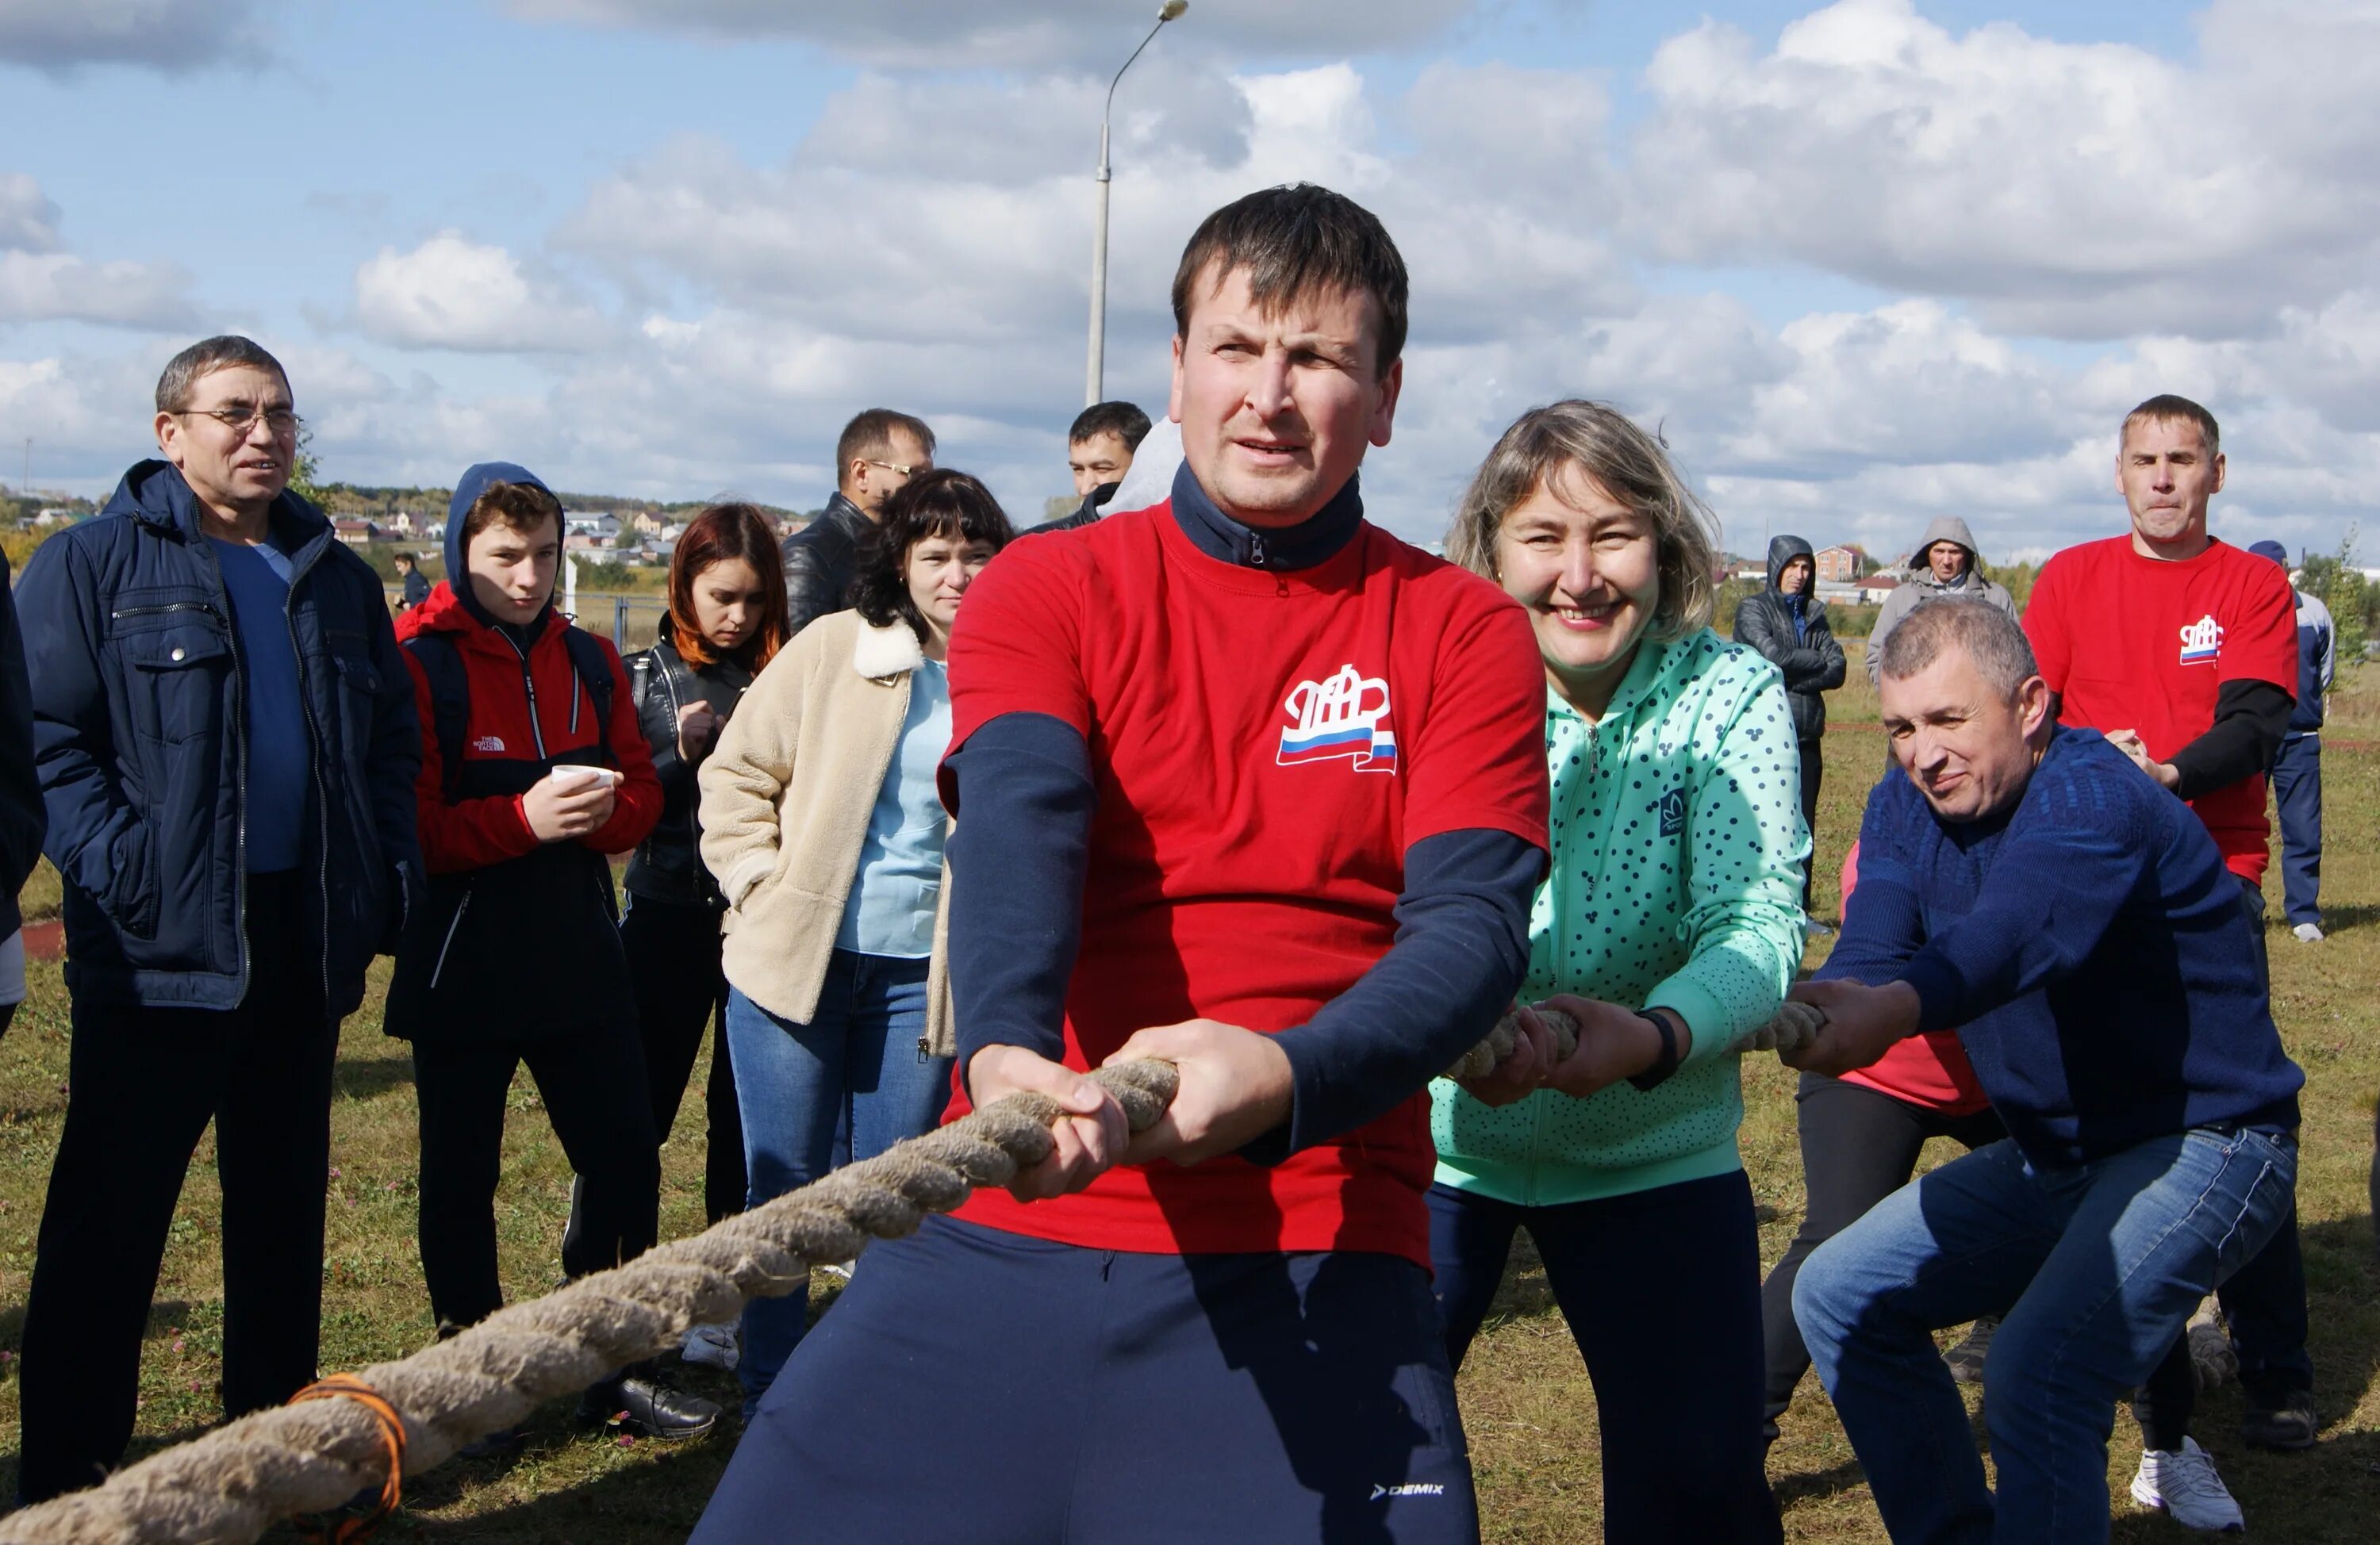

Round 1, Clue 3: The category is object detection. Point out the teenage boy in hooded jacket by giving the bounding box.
[385,462,715,1441]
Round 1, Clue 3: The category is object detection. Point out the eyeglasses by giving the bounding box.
[179,404,303,437]
[864,458,926,477]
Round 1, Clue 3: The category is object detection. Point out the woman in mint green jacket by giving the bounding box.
[1435,401,1806,1544]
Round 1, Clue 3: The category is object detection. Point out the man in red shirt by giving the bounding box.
[2022,394,2314,1518]
[693,186,1549,1543]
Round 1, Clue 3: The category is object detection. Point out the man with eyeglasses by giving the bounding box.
[12,334,424,1504]
[780,408,935,636]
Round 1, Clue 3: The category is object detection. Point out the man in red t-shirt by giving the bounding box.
[2022,395,2315,1500]
[693,186,1549,1544]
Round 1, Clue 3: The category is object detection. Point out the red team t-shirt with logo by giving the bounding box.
[2023,535,2297,883]
[937,501,1549,1266]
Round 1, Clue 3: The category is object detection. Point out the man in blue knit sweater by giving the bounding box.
[1785,600,2301,1545]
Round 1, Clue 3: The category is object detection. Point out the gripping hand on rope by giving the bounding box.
[1107,1018,1294,1166]
[968,1045,1132,1201]
[1776,979,1921,1076]
[1450,999,1690,1101]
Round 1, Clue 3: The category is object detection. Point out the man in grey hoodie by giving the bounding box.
[1864,516,2017,685]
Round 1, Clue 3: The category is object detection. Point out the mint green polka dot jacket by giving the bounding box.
[1432,629,1809,1205]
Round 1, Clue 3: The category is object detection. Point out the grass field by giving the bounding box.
[1,642,2377,1540]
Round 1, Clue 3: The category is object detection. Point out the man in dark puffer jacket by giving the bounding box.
[13,335,422,1504]
[1733,535,1845,920]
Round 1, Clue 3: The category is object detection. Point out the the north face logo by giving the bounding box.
[2178,615,2223,665]
[471,734,507,753]
[1277,663,1398,773]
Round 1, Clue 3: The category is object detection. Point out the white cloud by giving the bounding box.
[1622,0,2380,340]
[0,0,278,72]
[353,233,612,354]
[0,252,194,328]
[506,0,1481,69]
[0,173,60,251]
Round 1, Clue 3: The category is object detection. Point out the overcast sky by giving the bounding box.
[4,0,2376,562]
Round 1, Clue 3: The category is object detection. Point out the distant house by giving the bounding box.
[1729,562,1768,584]
[564,531,612,554]
[1814,544,1866,584]
[32,508,78,527]
[628,511,666,536]
[388,510,420,535]
[1858,575,1902,605]
[332,519,380,547]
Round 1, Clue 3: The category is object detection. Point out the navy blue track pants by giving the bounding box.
[693,1213,1480,1544]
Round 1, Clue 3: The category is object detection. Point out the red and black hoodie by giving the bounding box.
[382,550,659,1044]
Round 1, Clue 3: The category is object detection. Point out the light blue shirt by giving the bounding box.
[833,657,950,959]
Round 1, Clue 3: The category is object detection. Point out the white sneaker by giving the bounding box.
[681,1321,739,1372]
[2130,1437,2245,1533]
[2292,922,2324,943]
[1803,918,1836,939]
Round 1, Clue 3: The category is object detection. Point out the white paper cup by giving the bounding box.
[549,764,618,791]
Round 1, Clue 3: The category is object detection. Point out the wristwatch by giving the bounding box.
[1626,1010,1681,1092]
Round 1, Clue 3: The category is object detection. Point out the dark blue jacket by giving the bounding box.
[17,461,424,1015]
[1821,727,2301,1166]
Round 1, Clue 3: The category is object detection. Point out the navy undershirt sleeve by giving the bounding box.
[1238,827,1542,1165]
[943,711,1096,1090]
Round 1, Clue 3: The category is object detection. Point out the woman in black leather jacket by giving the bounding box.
[620,504,786,1298]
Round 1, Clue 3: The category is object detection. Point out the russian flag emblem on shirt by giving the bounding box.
[1278,663,1399,772]
[2178,614,2224,665]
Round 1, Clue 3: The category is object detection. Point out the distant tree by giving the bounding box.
[287,426,328,508]
[2297,528,2371,665]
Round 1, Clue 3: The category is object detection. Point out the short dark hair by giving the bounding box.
[393,551,416,568]
[1878,594,2040,698]
[835,409,936,485]
[1069,401,1152,451]
[1170,183,1409,373]
[2123,393,2221,458]
[459,481,563,547]
[155,335,290,413]
[852,469,1015,644]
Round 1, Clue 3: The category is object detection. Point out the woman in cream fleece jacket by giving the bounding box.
[697,469,1012,1411]
[1434,403,1805,1545]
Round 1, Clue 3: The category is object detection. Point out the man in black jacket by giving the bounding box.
[0,550,44,1040]
[1030,401,1153,537]
[781,408,934,635]
[1732,535,1845,922]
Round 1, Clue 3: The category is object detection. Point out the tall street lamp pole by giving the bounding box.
[1086,1,1187,408]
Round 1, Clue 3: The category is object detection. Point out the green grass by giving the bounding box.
[2,641,2376,1539]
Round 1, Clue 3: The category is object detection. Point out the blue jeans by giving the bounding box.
[1794,1127,2297,1545]
[725,951,950,1405]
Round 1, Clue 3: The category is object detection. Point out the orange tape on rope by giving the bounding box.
[286,1374,408,1543]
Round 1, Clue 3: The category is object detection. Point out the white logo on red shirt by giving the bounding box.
[2178,614,2223,665]
[1277,663,1398,773]
[470,734,506,753]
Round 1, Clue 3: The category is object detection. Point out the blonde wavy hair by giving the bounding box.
[1444,400,1721,642]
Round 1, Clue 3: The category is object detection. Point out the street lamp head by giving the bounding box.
[1158,2,1187,20]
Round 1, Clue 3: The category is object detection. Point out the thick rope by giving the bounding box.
[0,1061,1180,1545]
[8,999,1835,1545]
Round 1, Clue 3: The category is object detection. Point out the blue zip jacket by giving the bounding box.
[17,461,424,1015]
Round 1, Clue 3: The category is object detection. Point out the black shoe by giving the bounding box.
[578,1371,720,1441]
[2240,1389,2317,1451]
